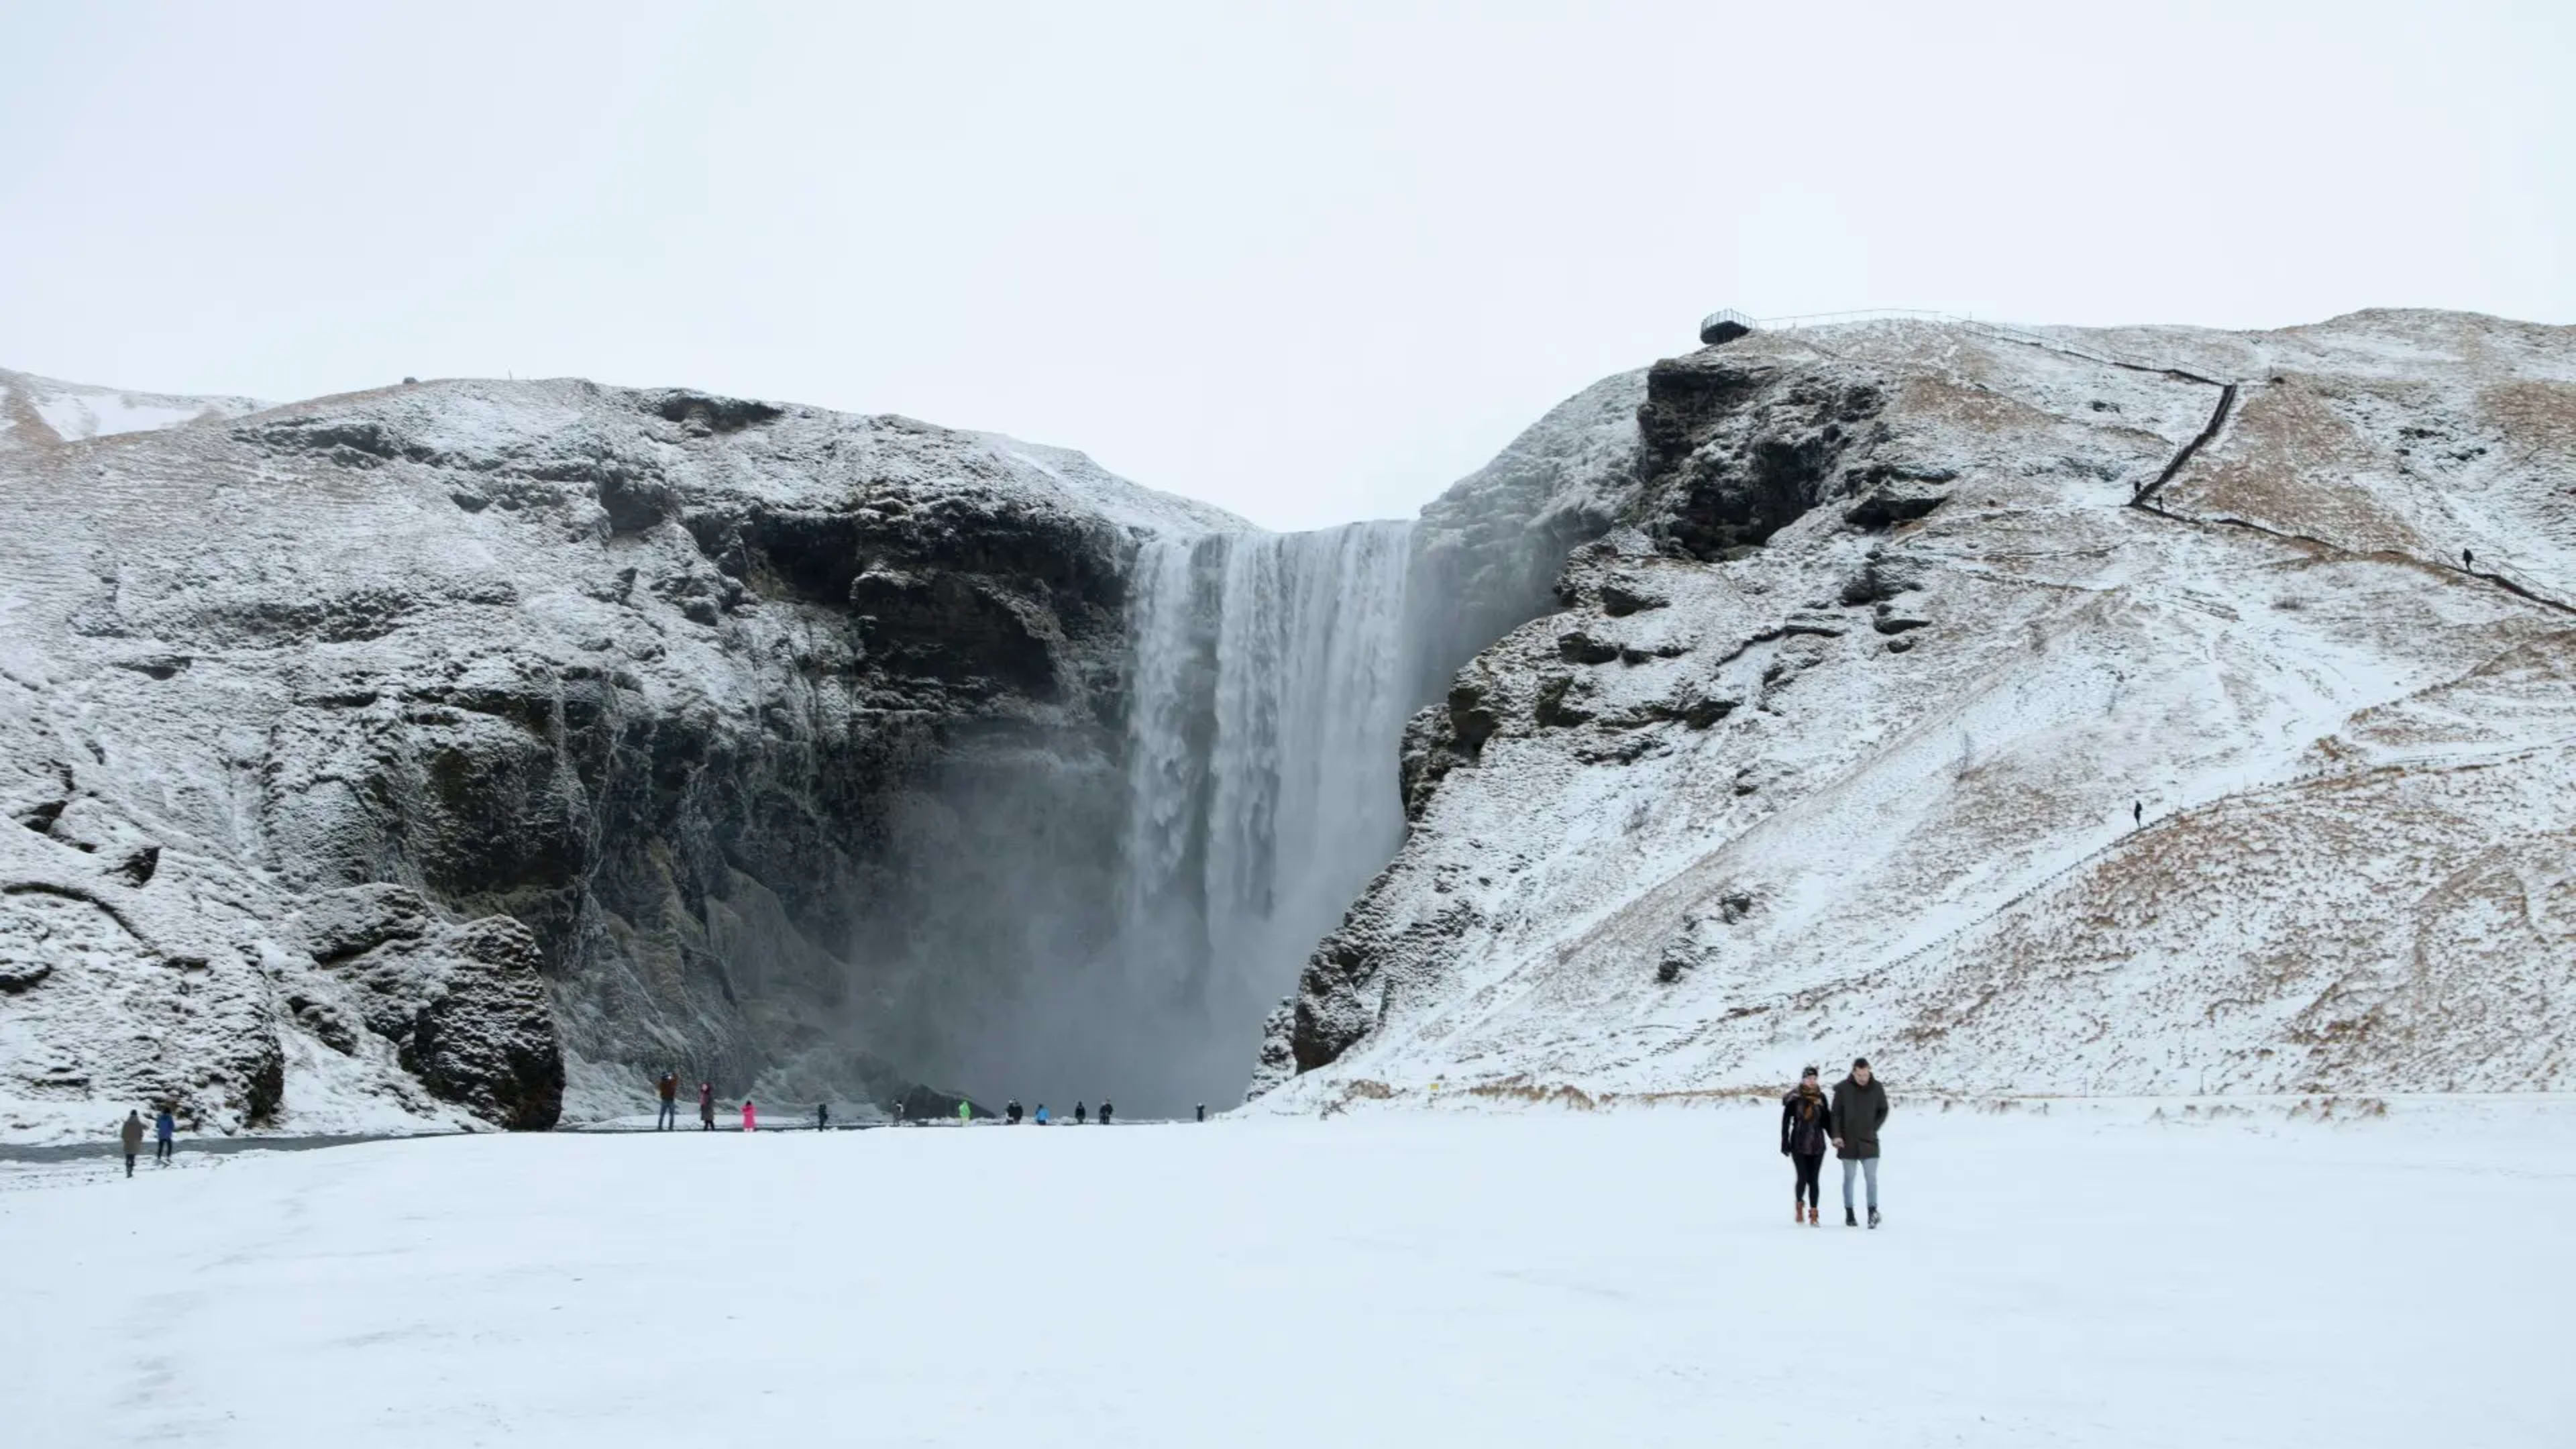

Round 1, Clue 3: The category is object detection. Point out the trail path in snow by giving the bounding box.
[2129,372,2573,614]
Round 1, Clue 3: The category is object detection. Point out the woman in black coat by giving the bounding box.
[1780,1067,1832,1225]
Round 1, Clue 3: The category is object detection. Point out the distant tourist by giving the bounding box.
[1034,1104,1049,1125]
[698,1081,715,1131]
[2133,800,2143,828]
[1074,1102,1087,1125]
[742,1099,757,1132]
[1196,1104,1206,1123]
[1780,1067,1831,1226]
[119,1110,144,1178]
[1098,1101,1113,1126]
[817,1102,830,1131]
[656,1070,680,1131]
[1830,1059,1890,1228]
[1007,1099,1023,1124]
[957,1100,971,1126]
[154,1105,175,1165]
[2464,547,2476,570]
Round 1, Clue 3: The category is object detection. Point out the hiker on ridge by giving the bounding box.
[1780,1067,1831,1226]
[1830,1058,1890,1229]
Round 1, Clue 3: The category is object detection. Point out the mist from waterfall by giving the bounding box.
[1117,522,1419,1102]
[860,519,1431,1117]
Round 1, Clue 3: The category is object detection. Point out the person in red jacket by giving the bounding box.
[741,1099,757,1132]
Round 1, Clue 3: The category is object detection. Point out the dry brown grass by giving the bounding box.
[1462,1077,1600,1110]
[2478,380,2576,466]
[2170,382,2428,555]
[2286,1095,2390,1121]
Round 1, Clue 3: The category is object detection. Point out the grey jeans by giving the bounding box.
[1841,1157,1880,1212]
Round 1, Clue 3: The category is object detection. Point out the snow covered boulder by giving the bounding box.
[289,884,562,1130]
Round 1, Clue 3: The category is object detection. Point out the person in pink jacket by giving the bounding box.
[741,1099,757,1132]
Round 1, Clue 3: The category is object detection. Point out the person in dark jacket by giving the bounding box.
[119,1110,145,1177]
[1830,1058,1890,1228]
[1074,1101,1087,1125]
[153,1106,175,1165]
[698,1081,716,1130]
[816,1102,830,1131]
[1006,1099,1023,1125]
[656,1070,680,1130]
[1780,1067,1832,1224]
[1097,1101,1113,1126]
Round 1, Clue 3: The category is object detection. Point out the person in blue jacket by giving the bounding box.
[153,1105,176,1165]
[1034,1104,1050,1126]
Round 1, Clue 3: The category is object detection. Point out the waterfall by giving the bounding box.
[1120,522,1419,1076]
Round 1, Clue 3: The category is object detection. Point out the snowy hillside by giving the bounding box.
[0,367,264,449]
[7,309,2567,1146]
[0,373,1245,1143]
[1258,309,2576,1105]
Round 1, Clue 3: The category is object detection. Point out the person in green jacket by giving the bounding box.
[1830,1058,1890,1228]
[957,1099,971,1126]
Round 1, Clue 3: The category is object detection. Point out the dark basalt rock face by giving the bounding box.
[1631,351,1890,559]
[299,886,562,1128]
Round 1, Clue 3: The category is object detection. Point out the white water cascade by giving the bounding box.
[1120,522,1420,1093]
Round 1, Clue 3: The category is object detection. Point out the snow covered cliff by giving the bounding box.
[0,374,1240,1140]
[1256,309,2576,1106]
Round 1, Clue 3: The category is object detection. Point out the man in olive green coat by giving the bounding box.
[1830,1058,1889,1228]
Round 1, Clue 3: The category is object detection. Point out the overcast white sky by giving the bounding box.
[4,3,2568,529]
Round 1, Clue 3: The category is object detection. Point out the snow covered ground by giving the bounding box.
[7,1099,2569,1446]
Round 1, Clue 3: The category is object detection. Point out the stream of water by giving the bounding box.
[1118,522,1419,1082]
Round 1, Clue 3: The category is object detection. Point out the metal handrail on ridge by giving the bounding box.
[1697,307,2238,386]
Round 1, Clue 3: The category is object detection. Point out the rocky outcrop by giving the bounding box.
[1257,310,2576,1103]
[0,375,1238,1140]
[292,885,560,1128]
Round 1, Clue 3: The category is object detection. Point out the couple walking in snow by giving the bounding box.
[117,1107,176,1177]
[1780,1059,1888,1228]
